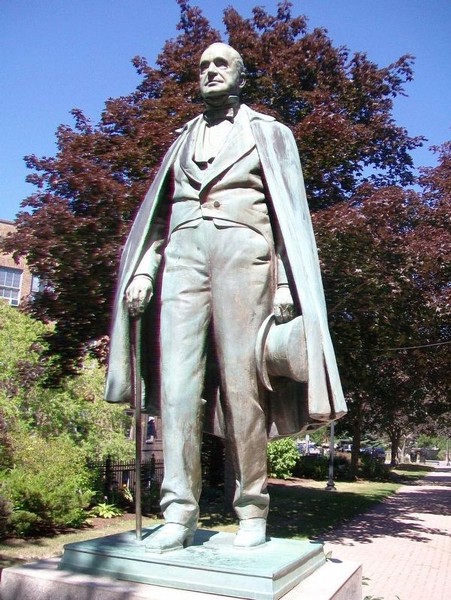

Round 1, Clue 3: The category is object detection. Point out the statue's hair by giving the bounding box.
[202,42,246,77]
[234,54,245,77]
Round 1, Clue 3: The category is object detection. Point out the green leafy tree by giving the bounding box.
[1,0,421,377]
[0,300,49,427]
[0,302,133,460]
[0,302,133,536]
[31,358,134,460]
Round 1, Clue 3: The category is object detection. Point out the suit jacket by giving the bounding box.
[169,106,270,235]
[105,104,347,437]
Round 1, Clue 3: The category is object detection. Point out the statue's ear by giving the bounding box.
[239,73,246,89]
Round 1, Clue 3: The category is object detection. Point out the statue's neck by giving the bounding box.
[203,94,240,110]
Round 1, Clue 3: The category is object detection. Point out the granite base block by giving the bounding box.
[0,557,362,600]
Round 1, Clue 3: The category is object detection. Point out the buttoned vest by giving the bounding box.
[170,106,271,238]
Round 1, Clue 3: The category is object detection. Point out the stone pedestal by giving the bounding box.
[0,527,362,600]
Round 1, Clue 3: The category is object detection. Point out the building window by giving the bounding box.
[31,274,45,294]
[0,267,22,306]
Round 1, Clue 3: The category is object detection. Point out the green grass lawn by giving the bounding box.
[199,478,401,541]
[390,463,434,481]
[0,515,163,572]
[268,479,400,540]
[0,464,433,573]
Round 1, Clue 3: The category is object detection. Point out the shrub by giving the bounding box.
[2,434,94,536]
[359,454,390,481]
[293,452,355,481]
[294,455,328,479]
[0,490,12,539]
[89,502,123,519]
[333,452,354,480]
[0,303,133,465]
[267,438,299,479]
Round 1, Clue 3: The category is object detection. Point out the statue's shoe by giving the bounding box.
[233,518,267,548]
[145,523,196,553]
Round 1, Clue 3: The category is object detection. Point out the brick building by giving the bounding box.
[0,218,38,306]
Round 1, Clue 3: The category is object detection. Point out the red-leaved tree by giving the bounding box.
[2,0,427,394]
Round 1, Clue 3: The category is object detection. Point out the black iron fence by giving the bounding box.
[88,455,164,499]
[87,435,226,512]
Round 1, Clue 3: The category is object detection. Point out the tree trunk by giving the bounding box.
[350,400,363,479]
[389,428,401,466]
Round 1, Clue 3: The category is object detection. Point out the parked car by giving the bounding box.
[297,442,322,456]
[360,446,386,463]
[307,443,322,456]
[372,447,386,463]
[336,441,353,453]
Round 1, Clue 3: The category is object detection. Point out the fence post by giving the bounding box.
[104,454,112,500]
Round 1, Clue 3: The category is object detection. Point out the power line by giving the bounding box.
[348,340,451,352]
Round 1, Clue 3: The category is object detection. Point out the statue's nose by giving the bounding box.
[207,62,220,76]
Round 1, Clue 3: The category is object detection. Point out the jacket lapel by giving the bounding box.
[199,106,256,192]
[178,116,204,186]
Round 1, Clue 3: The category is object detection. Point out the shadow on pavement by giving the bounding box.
[320,472,451,546]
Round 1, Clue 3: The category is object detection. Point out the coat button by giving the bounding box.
[213,201,220,208]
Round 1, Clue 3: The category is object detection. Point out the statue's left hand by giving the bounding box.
[274,286,295,324]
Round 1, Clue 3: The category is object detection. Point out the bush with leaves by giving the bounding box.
[0,301,48,428]
[1,434,94,537]
[267,438,299,479]
[0,302,133,462]
[89,502,123,519]
[34,357,134,461]
[294,455,328,480]
[0,492,12,540]
[359,454,390,481]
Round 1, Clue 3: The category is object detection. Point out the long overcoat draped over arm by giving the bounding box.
[105,105,347,438]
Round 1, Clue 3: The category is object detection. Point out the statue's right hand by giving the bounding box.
[125,275,154,317]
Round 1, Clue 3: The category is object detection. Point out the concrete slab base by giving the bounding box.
[0,557,361,600]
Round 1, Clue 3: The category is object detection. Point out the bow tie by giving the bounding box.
[203,106,236,126]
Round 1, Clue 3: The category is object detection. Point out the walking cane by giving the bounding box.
[130,315,143,542]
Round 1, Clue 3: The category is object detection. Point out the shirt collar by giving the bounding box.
[203,95,240,126]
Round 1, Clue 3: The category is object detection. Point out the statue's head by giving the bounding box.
[199,43,245,102]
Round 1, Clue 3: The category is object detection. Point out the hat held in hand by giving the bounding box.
[255,314,308,392]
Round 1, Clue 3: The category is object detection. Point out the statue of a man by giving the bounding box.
[105,43,346,552]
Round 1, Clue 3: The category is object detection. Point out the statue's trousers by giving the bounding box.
[158,219,275,527]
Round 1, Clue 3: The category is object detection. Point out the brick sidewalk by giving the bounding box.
[322,464,451,600]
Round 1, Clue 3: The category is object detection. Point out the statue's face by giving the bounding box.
[199,43,244,100]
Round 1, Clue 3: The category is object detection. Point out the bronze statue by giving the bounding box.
[105,43,346,552]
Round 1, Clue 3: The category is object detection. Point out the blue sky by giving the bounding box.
[1,0,450,221]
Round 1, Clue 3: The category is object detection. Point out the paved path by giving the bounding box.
[322,463,451,600]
